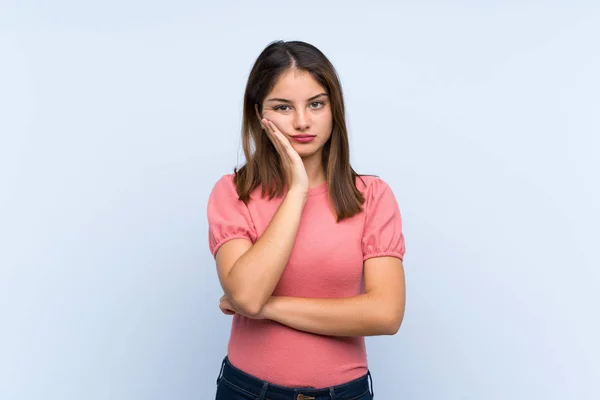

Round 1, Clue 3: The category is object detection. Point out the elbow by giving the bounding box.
[239,302,264,318]
[225,272,267,317]
[380,311,404,336]
[384,318,402,335]
[230,291,266,318]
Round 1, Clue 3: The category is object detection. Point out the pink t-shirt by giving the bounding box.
[207,173,406,388]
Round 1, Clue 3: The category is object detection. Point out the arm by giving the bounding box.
[215,117,309,317]
[216,187,306,317]
[262,256,406,336]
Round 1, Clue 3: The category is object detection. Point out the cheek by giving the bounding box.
[316,113,333,134]
[261,112,289,129]
[262,110,284,121]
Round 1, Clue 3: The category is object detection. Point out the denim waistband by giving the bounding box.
[216,356,374,400]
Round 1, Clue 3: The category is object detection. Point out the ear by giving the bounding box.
[254,104,263,122]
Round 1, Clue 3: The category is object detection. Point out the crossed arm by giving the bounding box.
[214,188,405,337]
[217,238,406,337]
[260,255,405,337]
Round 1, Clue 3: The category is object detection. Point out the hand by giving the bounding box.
[219,294,236,316]
[261,118,309,194]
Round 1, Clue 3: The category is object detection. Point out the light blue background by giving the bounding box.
[1,1,598,399]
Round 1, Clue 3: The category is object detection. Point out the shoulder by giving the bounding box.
[212,173,236,189]
[208,173,239,202]
[354,174,401,216]
[211,173,237,192]
[354,174,393,195]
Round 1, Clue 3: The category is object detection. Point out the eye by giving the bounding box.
[273,105,291,111]
[309,101,325,109]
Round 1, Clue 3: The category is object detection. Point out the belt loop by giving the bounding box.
[329,387,336,400]
[258,382,268,400]
[367,370,374,397]
[216,357,226,385]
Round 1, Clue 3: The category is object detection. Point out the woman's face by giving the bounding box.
[259,69,333,159]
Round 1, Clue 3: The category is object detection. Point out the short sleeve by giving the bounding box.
[361,178,406,261]
[207,174,258,258]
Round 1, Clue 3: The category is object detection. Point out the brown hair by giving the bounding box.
[234,40,368,221]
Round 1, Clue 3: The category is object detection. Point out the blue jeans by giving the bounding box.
[215,356,374,400]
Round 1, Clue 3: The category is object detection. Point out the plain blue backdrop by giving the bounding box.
[1,1,598,399]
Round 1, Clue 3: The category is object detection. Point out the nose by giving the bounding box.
[293,109,311,132]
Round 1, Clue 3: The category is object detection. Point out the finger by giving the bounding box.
[219,305,235,315]
[265,119,276,132]
[260,119,269,132]
[261,118,274,139]
[266,121,292,150]
[262,118,275,134]
[270,129,298,162]
[264,119,283,138]
[220,298,234,309]
[219,302,235,314]
[267,120,283,137]
[220,304,234,314]
[224,305,235,314]
[262,119,286,154]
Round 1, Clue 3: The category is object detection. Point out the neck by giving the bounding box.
[302,152,327,188]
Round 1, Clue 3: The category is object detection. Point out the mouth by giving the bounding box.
[290,135,316,143]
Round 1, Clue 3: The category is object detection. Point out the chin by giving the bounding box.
[292,144,321,159]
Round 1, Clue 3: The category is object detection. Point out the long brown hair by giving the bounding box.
[234,40,367,222]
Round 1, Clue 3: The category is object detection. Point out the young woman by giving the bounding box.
[207,40,406,400]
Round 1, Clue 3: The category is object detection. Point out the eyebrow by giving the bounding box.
[265,93,328,103]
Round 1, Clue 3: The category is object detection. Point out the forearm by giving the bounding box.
[228,188,306,314]
[263,294,402,337]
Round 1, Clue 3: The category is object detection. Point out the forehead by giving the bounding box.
[268,69,326,99]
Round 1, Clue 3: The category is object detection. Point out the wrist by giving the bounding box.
[262,296,280,320]
[287,186,308,202]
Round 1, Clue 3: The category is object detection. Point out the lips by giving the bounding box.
[290,135,316,143]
